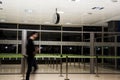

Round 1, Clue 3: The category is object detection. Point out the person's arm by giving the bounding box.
[33,46,39,55]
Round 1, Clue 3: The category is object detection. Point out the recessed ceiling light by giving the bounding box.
[111,0,118,2]
[92,7,104,10]
[25,9,33,13]
[0,1,2,4]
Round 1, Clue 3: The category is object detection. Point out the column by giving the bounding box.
[90,32,95,73]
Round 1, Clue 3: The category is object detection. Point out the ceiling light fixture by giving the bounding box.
[53,8,60,24]
[111,0,118,2]
[0,1,2,4]
[92,7,104,10]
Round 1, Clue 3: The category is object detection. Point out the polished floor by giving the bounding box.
[0,62,120,74]
[0,74,120,80]
[0,63,120,80]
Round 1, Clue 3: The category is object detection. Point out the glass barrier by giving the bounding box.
[0,28,120,74]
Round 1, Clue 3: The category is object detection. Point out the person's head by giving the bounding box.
[29,32,38,40]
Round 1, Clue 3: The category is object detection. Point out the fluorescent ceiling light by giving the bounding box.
[0,1,2,4]
[92,7,104,10]
[111,0,118,2]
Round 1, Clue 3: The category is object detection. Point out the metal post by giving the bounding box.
[16,24,19,54]
[101,46,104,67]
[69,57,71,66]
[53,58,55,69]
[95,54,99,77]
[83,58,86,70]
[21,30,27,80]
[74,58,76,67]
[56,58,58,70]
[81,46,83,63]
[115,35,117,69]
[39,25,41,54]
[59,26,63,77]
[0,58,1,67]
[101,28,104,67]
[81,27,84,63]
[78,57,80,68]
[59,54,63,77]
[90,32,95,74]
[65,56,69,80]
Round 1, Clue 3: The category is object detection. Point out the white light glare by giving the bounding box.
[57,11,64,14]
[5,46,8,49]
[70,47,72,50]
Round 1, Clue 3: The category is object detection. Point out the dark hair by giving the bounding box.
[28,32,38,38]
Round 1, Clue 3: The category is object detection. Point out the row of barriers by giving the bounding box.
[0,28,120,79]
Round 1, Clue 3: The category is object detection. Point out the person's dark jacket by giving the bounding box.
[26,38,35,58]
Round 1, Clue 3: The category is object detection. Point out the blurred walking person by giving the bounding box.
[26,32,39,80]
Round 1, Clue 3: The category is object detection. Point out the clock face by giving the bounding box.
[53,13,60,24]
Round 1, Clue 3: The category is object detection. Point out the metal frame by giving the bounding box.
[0,28,120,74]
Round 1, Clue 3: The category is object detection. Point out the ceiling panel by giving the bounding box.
[0,0,120,26]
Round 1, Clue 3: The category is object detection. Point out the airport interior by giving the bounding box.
[0,0,120,80]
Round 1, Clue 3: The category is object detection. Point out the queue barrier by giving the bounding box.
[0,53,120,59]
[0,53,120,77]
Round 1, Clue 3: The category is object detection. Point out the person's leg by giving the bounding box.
[26,58,33,80]
[33,58,38,72]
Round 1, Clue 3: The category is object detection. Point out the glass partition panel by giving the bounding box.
[41,32,61,41]
[63,33,82,42]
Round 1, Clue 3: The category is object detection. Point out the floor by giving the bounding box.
[0,74,120,80]
[0,63,120,74]
[0,62,120,80]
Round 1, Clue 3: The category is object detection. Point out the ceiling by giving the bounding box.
[0,0,120,27]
